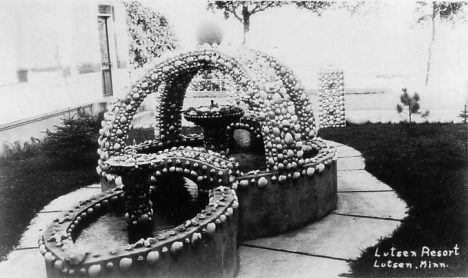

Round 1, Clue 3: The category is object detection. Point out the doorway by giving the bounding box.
[98,6,113,96]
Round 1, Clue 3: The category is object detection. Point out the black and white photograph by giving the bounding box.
[0,0,467,277]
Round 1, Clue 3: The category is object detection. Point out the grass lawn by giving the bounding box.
[319,123,468,277]
[0,154,99,261]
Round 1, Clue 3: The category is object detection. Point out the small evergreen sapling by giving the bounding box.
[396,88,430,124]
[459,104,468,123]
[42,110,99,165]
[458,104,468,158]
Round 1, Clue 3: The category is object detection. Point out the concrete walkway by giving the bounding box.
[0,142,408,278]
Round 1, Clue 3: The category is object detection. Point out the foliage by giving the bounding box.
[187,69,235,92]
[294,1,336,14]
[124,1,179,70]
[0,111,100,261]
[415,2,468,85]
[396,88,429,124]
[0,153,99,261]
[416,2,468,24]
[459,104,468,124]
[207,1,282,44]
[459,104,468,158]
[207,1,337,44]
[41,109,100,166]
[320,123,468,277]
[1,137,41,162]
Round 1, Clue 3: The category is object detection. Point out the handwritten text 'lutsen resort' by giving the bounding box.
[373,245,460,269]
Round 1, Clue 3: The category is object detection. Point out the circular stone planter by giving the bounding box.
[39,186,239,278]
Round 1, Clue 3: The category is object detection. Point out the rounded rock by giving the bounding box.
[147,251,160,266]
[278,175,287,184]
[106,262,114,269]
[88,264,101,277]
[54,260,63,271]
[219,214,227,223]
[119,257,132,272]
[285,133,294,145]
[239,180,249,189]
[257,177,268,189]
[191,232,202,248]
[306,167,315,177]
[317,163,326,173]
[206,223,216,235]
[170,241,184,257]
[44,252,54,264]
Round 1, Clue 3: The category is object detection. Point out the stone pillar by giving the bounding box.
[118,165,154,227]
[318,67,346,128]
[203,125,230,155]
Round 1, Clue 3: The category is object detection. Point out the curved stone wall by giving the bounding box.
[39,179,239,278]
[235,139,337,239]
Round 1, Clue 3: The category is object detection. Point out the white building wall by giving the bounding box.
[0,0,130,125]
[0,0,130,155]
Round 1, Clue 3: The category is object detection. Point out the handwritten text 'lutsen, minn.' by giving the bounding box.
[373,245,460,269]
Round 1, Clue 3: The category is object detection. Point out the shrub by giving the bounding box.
[459,104,468,158]
[188,69,234,92]
[76,62,100,74]
[396,88,430,124]
[42,109,100,166]
[124,1,179,70]
[1,137,41,162]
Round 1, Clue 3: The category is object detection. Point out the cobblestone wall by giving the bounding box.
[318,68,346,128]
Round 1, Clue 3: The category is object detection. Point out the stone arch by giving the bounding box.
[228,117,263,141]
[98,47,318,178]
[146,147,234,193]
[227,116,265,157]
[253,51,316,137]
[98,49,256,153]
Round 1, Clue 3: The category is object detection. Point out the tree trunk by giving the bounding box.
[242,5,250,45]
[409,107,412,124]
[425,2,438,86]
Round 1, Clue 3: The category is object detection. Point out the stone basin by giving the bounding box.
[183,104,244,155]
[39,186,239,278]
[183,105,244,127]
